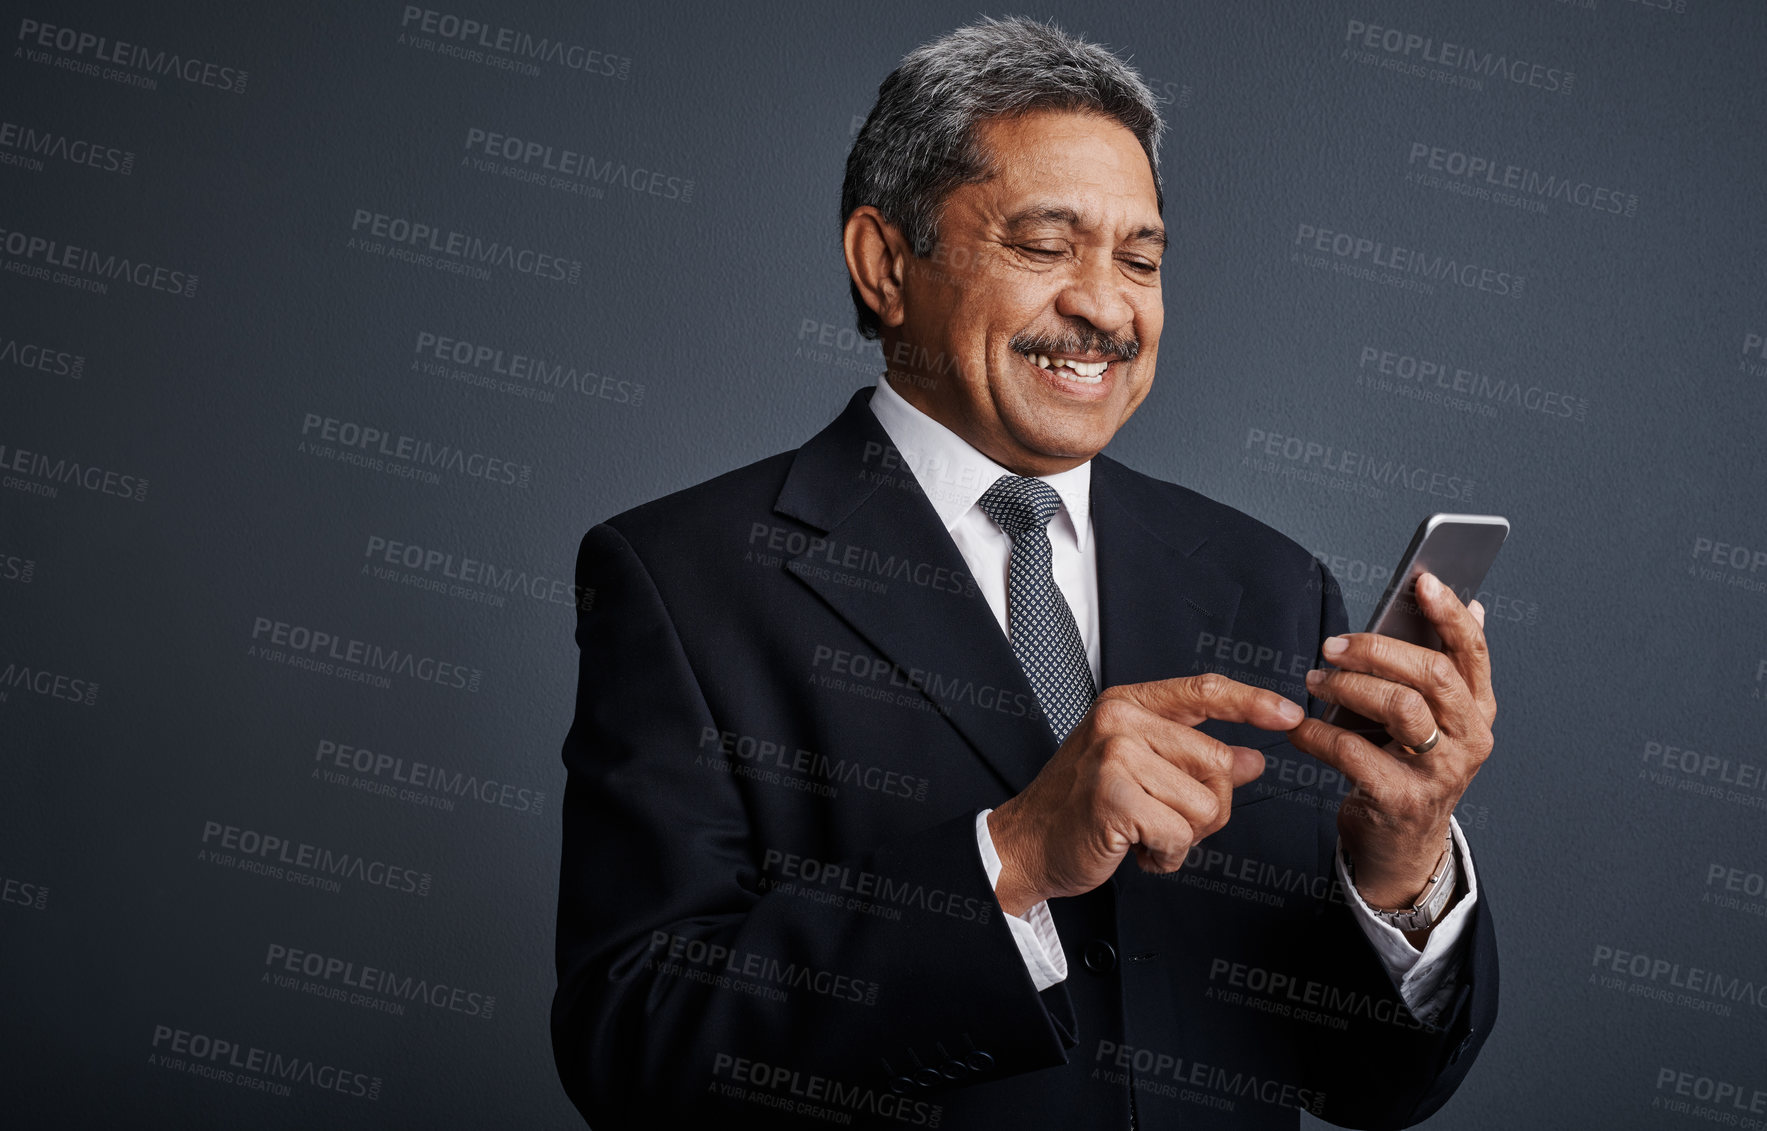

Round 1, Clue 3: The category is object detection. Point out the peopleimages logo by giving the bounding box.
[0,659,98,706]
[199,819,433,898]
[313,737,546,818]
[1356,344,1588,422]
[1094,1041,1328,1116]
[148,1025,380,1102]
[1590,943,1767,1016]
[1405,141,1638,219]
[461,127,693,203]
[0,440,149,502]
[2,873,49,911]
[0,331,84,378]
[709,1053,940,1127]
[1687,535,1767,596]
[0,552,37,585]
[411,330,644,407]
[298,412,533,490]
[1742,331,1767,378]
[1652,1068,1767,1125]
[1293,223,1524,299]
[347,208,582,285]
[1243,426,1476,502]
[15,18,250,93]
[0,224,197,297]
[397,6,630,80]
[1341,19,1574,95]
[1638,737,1767,813]
[0,121,133,175]
[248,615,484,693]
[363,533,589,611]
[263,942,496,1020]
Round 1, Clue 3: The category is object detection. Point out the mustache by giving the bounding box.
[1008,326,1140,361]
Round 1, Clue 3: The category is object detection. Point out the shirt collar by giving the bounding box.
[867,375,1092,550]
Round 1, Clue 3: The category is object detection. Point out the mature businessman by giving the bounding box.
[553,17,1498,1130]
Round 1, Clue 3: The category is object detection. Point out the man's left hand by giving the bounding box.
[1287,571,1496,912]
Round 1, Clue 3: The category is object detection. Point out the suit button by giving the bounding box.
[1084,939,1117,974]
[938,1059,967,1080]
[912,1067,942,1088]
[888,1075,915,1094]
[965,1050,994,1073]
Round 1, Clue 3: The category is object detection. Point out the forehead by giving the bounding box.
[964,108,1161,231]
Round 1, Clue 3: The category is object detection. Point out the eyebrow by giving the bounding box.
[1002,205,1167,251]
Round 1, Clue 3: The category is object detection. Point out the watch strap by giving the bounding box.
[1347,835,1458,932]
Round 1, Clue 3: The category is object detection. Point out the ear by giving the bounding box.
[842,206,910,331]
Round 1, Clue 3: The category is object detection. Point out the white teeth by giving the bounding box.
[1025,352,1108,382]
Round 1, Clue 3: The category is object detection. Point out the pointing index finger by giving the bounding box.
[1122,673,1306,731]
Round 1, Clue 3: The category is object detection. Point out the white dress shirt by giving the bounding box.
[867,374,1475,1023]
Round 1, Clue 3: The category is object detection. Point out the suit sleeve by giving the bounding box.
[550,523,1074,1129]
[1295,557,1500,1130]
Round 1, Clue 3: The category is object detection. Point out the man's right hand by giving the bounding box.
[987,675,1306,917]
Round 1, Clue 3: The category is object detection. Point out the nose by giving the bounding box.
[1053,249,1136,338]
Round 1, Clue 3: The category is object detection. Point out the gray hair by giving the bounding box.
[840,15,1166,339]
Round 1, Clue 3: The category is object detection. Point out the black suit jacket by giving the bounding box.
[552,387,1497,1129]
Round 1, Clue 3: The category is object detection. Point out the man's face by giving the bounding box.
[886,108,1166,475]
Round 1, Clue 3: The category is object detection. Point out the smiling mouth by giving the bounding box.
[1019,351,1112,384]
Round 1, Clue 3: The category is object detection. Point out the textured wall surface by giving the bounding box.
[4,1,1764,1126]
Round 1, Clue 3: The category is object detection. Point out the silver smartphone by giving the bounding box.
[1319,513,1510,745]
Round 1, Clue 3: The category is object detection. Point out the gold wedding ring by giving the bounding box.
[1401,726,1441,757]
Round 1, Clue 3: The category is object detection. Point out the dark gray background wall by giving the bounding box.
[4,1,1764,1126]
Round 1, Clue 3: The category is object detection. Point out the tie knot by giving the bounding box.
[976,474,1062,537]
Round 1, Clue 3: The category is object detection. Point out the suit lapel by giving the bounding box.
[1091,455,1244,691]
[775,388,1057,795]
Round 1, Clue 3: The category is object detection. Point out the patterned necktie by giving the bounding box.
[975,475,1098,741]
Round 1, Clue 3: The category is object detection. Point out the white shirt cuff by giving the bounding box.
[1335,815,1479,1027]
[975,809,1068,992]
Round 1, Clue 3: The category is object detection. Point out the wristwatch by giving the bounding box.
[1344,834,1459,932]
